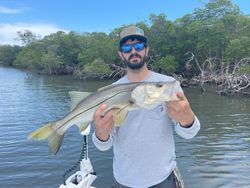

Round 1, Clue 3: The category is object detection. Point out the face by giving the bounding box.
[119,38,149,70]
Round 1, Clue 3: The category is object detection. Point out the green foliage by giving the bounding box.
[236,64,250,74]
[149,13,177,56]
[42,31,82,67]
[192,0,240,20]
[77,32,116,68]
[16,30,38,45]
[40,51,65,74]
[173,0,250,72]
[151,55,178,74]
[13,44,43,69]
[1,0,249,78]
[0,45,21,66]
[84,58,111,75]
[225,37,250,62]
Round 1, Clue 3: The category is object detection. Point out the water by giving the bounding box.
[0,67,249,188]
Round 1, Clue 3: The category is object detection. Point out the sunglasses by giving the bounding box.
[120,42,146,53]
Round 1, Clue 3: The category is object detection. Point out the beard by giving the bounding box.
[124,53,146,70]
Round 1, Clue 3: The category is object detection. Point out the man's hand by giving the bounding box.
[166,91,195,128]
[93,104,115,141]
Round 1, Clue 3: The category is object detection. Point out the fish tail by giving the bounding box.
[28,123,53,140]
[28,123,64,155]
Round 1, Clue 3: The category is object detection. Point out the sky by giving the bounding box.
[0,0,250,45]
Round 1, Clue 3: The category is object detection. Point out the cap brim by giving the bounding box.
[119,35,147,46]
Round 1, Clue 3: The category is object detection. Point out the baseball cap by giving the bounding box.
[119,26,147,46]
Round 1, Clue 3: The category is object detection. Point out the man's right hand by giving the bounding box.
[93,104,114,141]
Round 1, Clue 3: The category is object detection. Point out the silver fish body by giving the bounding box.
[28,80,180,154]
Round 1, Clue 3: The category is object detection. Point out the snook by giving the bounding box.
[28,80,181,154]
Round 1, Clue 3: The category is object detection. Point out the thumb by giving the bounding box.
[176,91,186,101]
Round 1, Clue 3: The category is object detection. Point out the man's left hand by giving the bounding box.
[166,91,195,128]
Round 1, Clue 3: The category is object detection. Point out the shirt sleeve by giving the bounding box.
[91,123,117,151]
[92,132,113,151]
[174,115,200,139]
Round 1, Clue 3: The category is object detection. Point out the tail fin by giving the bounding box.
[28,123,64,155]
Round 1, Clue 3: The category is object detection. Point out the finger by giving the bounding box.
[101,116,114,128]
[176,91,186,101]
[102,109,114,121]
[166,99,181,112]
[166,100,178,107]
[105,118,114,126]
[166,103,177,114]
[94,104,107,118]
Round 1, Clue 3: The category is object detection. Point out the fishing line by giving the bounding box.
[62,136,87,185]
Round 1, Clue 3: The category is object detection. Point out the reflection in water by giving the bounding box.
[0,67,249,188]
[176,89,250,188]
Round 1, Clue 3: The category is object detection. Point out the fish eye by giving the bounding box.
[156,82,163,87]
[129,100,135,105]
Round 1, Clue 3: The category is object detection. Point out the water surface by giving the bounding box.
[0,67,249,188]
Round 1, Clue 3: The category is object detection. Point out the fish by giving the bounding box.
[28,80,181,154]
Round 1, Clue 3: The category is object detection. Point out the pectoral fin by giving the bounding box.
[113,109,128,126]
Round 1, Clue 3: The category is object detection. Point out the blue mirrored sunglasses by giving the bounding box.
[120,42,146,53]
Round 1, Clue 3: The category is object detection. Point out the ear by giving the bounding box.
[118,51,124,61]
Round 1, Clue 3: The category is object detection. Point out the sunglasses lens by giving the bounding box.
[121,42,145,53]
[134,43,145,51]
[121,44,132,53]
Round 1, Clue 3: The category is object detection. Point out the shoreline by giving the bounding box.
[1,66,249,96]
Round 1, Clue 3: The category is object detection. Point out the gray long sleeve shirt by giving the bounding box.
[92,71,200,187]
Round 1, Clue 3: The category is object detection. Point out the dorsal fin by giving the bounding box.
[97,84,114,91]
[69,91,91,110]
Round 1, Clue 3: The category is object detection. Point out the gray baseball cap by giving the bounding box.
[119,26,147,46]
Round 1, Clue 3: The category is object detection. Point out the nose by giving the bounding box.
[130,46,137,54]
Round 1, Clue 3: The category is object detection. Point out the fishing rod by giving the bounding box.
[59,124,97,188]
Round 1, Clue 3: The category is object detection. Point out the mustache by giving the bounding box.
[128,53,142,60]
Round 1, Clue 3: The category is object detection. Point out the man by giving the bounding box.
[92,26,200,188]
